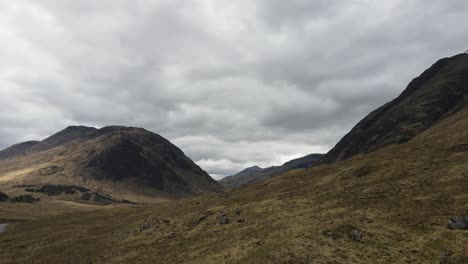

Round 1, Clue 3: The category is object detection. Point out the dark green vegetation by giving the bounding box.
[0,54,468,263]
[220,153,324,188]
[21,184,132,205]
[24,185,90,196]
[10,195,40,203]
[0,192,8,202]
[0,192,40,204]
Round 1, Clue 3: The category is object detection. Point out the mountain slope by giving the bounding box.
[323,53,468,162]
[0,126,222,213]
[0,141,40,160]
[2,60,468,263]
[219,154,324,188]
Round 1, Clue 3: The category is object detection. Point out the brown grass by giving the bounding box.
[2,109,468,263]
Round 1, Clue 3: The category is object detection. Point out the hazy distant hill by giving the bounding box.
[219,153,324,188]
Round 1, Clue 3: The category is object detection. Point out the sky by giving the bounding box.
[1,0,467,179]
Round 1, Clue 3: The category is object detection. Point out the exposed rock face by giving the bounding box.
[323,53,468,163]
[220,153,324,188]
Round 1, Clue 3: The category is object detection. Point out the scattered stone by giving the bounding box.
[237,218,246,223]
[235,208,241,215]
[448,216,468,230]
[139,223,152,231]
[162,218,171,224]
[360,216,374,224]
[350,229,363,242]
[323,225,364,241]
[219,216,230,225]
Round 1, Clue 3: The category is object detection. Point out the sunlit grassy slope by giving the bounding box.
[1,108,468,263]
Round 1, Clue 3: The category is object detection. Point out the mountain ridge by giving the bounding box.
[0,125,222,210]
[220,153,324,188]
[322,53,468,163]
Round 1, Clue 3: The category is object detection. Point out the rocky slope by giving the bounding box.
[219,154,324,188]
[0,126,222,211]
[323,53,468,162]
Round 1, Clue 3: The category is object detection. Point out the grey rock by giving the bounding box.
[350,229,363,242]
[448,216,468,230]
[219,216,230,225]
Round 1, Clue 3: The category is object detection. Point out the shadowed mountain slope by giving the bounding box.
[220,153,324,188]
[323,53,468,162]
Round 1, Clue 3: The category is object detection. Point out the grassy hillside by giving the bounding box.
[1,102,468,263]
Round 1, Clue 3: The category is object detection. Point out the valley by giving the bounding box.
[0,53,467,263]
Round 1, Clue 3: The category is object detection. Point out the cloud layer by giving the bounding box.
[1,0,467,179]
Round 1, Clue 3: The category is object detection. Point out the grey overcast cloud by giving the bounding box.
[1,0,467,179]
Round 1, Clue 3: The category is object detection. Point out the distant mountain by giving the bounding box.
[0,126,222,206]
[0,141,40,160]
[219,153,324,188]
[323,53,468,163]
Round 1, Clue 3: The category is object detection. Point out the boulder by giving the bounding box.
[448,216,468,230]
[235,208,242,215]
[219,216,230,225]
[350,229,363,242]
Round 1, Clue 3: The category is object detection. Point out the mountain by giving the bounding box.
[219,153,324,188]
[0,125,222,215]
[3,54,468,263]
[323,53,468,162]
[3,53,468,263]
[0,141,40,160]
